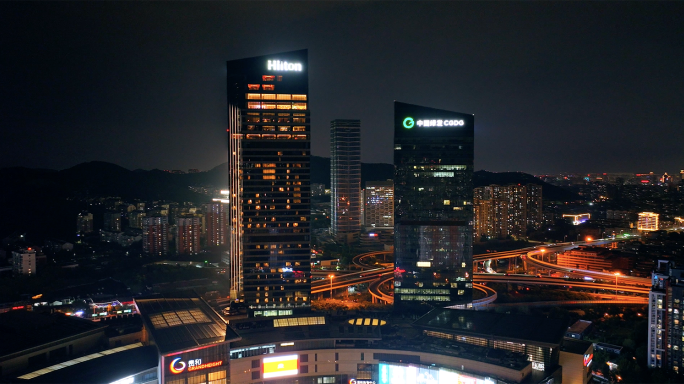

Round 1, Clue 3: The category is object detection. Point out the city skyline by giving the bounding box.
[2,2,684,174]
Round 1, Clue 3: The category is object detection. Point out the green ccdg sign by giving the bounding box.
[402,117,415,129]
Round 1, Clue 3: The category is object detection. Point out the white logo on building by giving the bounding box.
[416,119,465,127]
[267,60,302,72]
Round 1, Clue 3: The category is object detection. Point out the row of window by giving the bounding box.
[166,370,225,384]
[246,93,307,101]
[245,134,308,140]
[399,295,451,301]
[246,117,307,124]
[247,102,307,110]
[246,125,307,131]
[395,288,450,295]
[248,84,276,91]
[255,297,307,303]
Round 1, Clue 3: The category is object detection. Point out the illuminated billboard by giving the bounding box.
[379,363,494,384]
[263,354,299,378]
[394,101,473,139]
[169,357,223,374]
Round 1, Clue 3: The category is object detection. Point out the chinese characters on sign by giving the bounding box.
[170,357,223,374]
[402,116,466,129]
[416,119,465,127]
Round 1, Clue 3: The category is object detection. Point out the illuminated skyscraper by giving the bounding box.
[364,180,394,229]
[176,217,201,255]
[638,212,659,231]
[330,119,361,242]
[205,202,227,247]
[393,102,474,309]
[473,184,543,240]
[227,50,311,313]
[142,217,169,256]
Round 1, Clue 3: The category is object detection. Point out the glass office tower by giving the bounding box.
[330,119,361,243]
[227,50,311,314]
[393,101,474,310]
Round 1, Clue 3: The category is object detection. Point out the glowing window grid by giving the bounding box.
[149,309,212,329]
[273,316,325,327]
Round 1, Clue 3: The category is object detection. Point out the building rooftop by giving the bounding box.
[567,319,592,335]
[0,310,107,358]
[15,344,158,383]
[230,312,530,375]
[413,308,568,347]
[561,338,593,355]
[229,314,381,348]
[135,294,240,355]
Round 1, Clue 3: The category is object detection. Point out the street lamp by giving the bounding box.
[614,272,620,299]
[328,274,334,299]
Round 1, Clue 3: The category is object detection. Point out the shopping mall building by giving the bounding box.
[10,294,592,384]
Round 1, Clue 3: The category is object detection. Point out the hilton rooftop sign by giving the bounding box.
[267,60,302,72]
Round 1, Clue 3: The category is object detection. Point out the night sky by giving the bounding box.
[1,2,683,174]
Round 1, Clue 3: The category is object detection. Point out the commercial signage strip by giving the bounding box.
[402,117,465,129]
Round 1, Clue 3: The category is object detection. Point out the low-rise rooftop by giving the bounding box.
[135,294,240,355]
[0,310,107,358]
[413,308,568,347]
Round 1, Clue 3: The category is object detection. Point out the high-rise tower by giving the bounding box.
[176,217,201,255]
[205,202,227,247]
[227,50,311,314]
[393,102,474,310]
[142,217,169,256]
[364,180,394,229]
[330,119,361,242]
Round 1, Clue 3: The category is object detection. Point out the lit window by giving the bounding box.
[292,102,307,110]
[443,200,451,205]
[262,75,275,81]
[293,126,306,131]
[261,93,276,100]
[248,84,260,90]
[263,84,275,91]
[292,94,307,100]
[277,94,292,100]
[247,102,261,109]
[246,93,261,100]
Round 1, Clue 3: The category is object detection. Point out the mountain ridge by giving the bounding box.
[0,158,579,240]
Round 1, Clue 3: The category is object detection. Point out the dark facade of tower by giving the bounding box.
[330,119,361,242]
[226,50,311,314]
[393,101,474,310]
